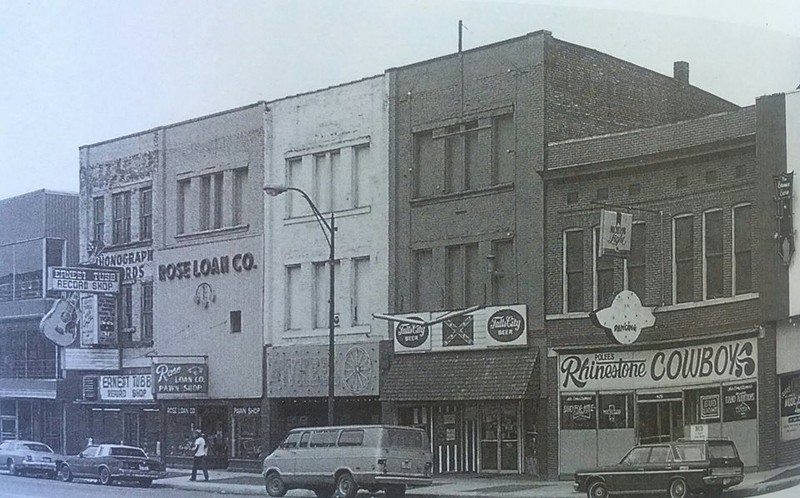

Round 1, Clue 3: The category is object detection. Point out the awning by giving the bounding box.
[381,347,539,402]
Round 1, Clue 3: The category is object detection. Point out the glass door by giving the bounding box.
[637,392,683,444]
[480,403,519,472]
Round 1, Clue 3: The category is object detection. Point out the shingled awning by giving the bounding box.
[381,347,539,402]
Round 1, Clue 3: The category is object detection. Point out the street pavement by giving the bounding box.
[151,463,800,497]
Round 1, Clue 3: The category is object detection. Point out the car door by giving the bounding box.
[643,445,672,492]
[73,446,99,477]
[614,446,651,492]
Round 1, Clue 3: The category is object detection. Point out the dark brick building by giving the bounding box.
[382,30,738,477]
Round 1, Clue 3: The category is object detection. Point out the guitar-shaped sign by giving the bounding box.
[39,291,80,346]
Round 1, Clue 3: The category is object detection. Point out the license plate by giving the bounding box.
[42,457,51,462]
[140,464,149,471]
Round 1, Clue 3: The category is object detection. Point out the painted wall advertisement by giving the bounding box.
[393,305,527,354]
[780,372,800,441]
[98,374,154,401]
[558,337,757,391]
[154,363,208,394]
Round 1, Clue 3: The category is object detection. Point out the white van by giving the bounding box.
[262,425,433,498]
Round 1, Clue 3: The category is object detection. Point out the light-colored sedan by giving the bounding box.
[0,440,62,478]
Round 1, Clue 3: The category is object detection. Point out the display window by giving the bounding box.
[685,387,721,424]
[232,405,262,459]
[598,393,633,429]
[561,394,596,430]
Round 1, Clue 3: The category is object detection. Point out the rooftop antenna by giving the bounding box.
[458,19,463,53]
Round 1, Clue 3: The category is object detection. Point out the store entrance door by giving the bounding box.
[1,416,17,441]
[637,392,683,444]
[480,403,519,472]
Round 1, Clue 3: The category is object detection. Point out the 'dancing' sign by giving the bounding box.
[559,337,757,391]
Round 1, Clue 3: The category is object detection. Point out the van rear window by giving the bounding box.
[387,428,424,448]
[309,430,338,447]
[338,430,365,447]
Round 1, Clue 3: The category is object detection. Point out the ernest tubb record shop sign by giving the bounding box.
[559,337,757,391]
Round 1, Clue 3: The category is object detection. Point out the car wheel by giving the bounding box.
[139,478,153,487]
[99,466,112,486]
[669,477,688,498]
[265,471,287,497]
[60,464,73,483]
[335,472,358,498]
[7,459,18,476]
[587,480,609,498]
[385,483,407,497]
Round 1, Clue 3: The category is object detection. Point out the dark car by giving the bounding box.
[573,438,744,498]
[0,440,63,478]
[59,444,166,487]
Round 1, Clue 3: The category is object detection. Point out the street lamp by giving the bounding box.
[264,185,336,426]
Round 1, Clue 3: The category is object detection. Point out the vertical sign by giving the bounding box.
[776,173,795,265]
[781,373,800,441]
[599,210,633,258]
[80,294,98,346]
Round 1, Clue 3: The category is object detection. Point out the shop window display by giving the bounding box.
[232,406,261,459]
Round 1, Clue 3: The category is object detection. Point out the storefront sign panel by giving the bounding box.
[558,337,757,391]
[98,374,154,401]
[393,313,432,353]
[780,372,800,441]
[47,266,120,293]
[95,249,153,282]
[154,363,208,394]
[723,382,757,421]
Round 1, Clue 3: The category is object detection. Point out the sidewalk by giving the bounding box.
[154,464,800,497]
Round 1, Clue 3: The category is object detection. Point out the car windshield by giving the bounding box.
[109,447,147,458]
[708,443,738,459]
[22,443,52,453]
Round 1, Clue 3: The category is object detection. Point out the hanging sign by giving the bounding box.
[599,209,633,258]
[154,363,208,394]
[590,290,655,345]
[47,266,121,293]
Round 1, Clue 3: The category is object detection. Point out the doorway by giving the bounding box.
[637,392,683,444]
[480,403,519,472]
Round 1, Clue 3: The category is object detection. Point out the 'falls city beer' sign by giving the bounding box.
[559,337,757,391]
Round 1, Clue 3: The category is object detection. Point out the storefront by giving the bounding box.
[556,333,760,476]
[381,305,540,474]
[776,321,800,464]
[266,341,388,446]
[79,371,159,455]
[0,398,63,452]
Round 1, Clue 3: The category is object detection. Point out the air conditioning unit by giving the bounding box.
[82,376,98,401]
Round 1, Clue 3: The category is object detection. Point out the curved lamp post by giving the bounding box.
[264,185,336,426]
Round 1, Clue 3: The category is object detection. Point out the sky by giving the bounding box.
[1,0,799,200]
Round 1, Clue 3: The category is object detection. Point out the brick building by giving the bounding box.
[382,30,737,477]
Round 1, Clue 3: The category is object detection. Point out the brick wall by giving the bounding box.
[545,38,740,143]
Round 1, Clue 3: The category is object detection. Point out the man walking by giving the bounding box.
[189,429,209,481]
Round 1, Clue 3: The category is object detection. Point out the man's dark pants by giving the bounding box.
[190,455,208,481]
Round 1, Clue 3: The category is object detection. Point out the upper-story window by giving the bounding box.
[733,204,752,294]
[313,150,344,212]
[563,229,584,312]
[200,172,224,231]
[625,222,646,300]
[232,167,248,226]
[141,282,153,342]
[703,209,724,299]
[139,187,152,241]
[490,239,516,305]
[412,248,435,311]
[112,191,131,244]
[0,239,61,302]
[445,243,481,309]
[593,227,615,309]
[352,257,371,326]
[93,197,105,244]
[176,179,190,235]
[413,113,514,198]
[353,144,371,208]
[313,260,342,329]
[673,214,694,304]
[285,264,302,330]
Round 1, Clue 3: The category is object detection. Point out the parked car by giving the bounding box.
[0,440,63,478]
[263,425,433,498]
[573,438,744,498]
[59,444,166,487]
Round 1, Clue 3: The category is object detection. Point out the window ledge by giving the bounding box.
[545,293,760,321]
[410,182,514,206]
[176,224,250,240]
[283,206,371,225]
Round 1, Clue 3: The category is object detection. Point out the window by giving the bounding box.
[141,283,153,341]
[232,168,248,226]
[338,429,364,447]
[413,249,435,311]
[230,310,242,333]
[674,215,694,303]
[622,447,651,465]
[286,265,302,330]
[314,150,348,213]
[287,158,306,217]
[564,229,584,312]
[281,432,300,448]
[353,144,371,207]
[598,393,633,429]
[112,191,131,244]
[493,114,514,185]
[626,223,646,299]
[93,197,105,243]
[704,210,723,299]
[0,245,13,302]
[490,239,515,305]
[119,284,133,330]
[14,240,43,300]
[314,261,341,328]
[177,179,190,235]
[200,173,223,231]
[445,243,480,309]
[414,131,437,198]
[352,257,370,325]
[45,238,65,298]
[733,204,752,294]
[139,188,152,240]
[309,430,338,448]
[594,227,616,309]
[445,121,487,192]
[685,387,721,424]
[649,446,671,464]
